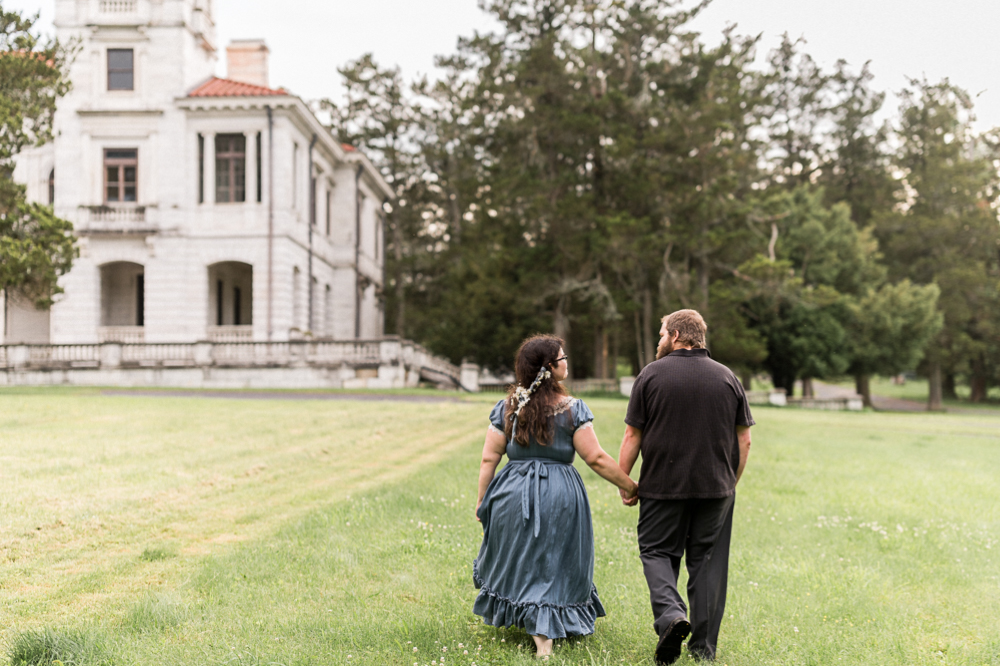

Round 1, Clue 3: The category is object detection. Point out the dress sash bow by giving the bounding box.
[511,459,554,538]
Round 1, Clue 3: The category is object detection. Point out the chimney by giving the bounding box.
[226,39,269,87]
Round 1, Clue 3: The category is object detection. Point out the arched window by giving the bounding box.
[48,169,55,205]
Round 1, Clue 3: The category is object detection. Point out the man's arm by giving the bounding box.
[617,425,643,506]
[736,425,751,484]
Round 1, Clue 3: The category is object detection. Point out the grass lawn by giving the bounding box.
[2,388,1000,665]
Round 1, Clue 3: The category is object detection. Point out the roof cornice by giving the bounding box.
[174,91,394,200]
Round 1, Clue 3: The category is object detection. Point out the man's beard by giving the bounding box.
[655,337,674,360]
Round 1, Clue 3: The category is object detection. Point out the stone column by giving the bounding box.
[204,132,216,205]
[100,342,122,368]
[245,131,257,204]
[194,341,213,366]
[9,345,29,370]
[460,362,480,393]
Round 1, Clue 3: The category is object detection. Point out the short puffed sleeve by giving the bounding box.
[488,399,506,435]
[572,398,595,432]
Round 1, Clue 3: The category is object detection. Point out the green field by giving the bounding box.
[2,388,1000,665]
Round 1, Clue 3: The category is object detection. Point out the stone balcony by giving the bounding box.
[98,326,145,344]
[79,206,158,235]
[206,325,254,343]
[89,0,148,23]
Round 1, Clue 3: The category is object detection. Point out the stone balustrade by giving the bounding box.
[0,337,476,391]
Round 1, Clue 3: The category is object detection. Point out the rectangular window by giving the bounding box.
[215,134,246,203]
[107,48,134,91]
[255,132,262,203]
[325,188,331,235]
[198,134,204,204]
[104,148,138,203]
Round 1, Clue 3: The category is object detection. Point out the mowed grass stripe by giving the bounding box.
[0,392,485,632]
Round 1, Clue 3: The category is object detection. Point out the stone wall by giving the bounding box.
[0,337,476,391]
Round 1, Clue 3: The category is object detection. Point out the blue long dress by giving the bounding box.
[473,396,606,639]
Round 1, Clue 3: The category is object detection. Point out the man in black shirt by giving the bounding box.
[618,309,754,664]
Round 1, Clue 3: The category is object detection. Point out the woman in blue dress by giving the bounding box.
[474,335,639,656]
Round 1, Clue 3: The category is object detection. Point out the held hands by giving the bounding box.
[620,480,639,507]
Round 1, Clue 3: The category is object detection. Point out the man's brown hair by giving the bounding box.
[662,309,707,349]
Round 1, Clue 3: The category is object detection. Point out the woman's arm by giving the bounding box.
[475,426,508,521]
[573,425,638,496]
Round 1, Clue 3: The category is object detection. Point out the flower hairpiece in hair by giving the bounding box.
[513,366,552,417]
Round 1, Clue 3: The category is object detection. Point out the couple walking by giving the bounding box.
[473,309,755,663]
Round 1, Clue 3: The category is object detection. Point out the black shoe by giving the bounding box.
[655,617,691,665]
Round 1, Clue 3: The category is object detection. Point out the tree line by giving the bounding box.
[325,0,999,408]
[2,2,997,408]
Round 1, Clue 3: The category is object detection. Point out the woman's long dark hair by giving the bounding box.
[504,334,568,446]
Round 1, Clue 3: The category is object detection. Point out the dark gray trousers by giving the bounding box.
[637,494,735,660]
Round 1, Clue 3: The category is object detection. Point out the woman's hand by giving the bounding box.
[474,501,482,522]
[620,480,639,507]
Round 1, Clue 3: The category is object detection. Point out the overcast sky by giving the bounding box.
[8,0,1000,129]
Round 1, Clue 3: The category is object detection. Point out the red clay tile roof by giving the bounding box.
[341,143,357,152]
[188,77,287,98]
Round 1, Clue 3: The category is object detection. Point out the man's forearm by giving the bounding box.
[618,426,642,475]
[736,426,751,484]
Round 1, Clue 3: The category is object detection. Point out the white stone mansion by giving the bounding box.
[2,0,390,346]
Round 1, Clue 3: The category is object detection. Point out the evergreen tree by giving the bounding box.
[876,79,1000,407]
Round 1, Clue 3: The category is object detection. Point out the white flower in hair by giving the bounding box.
[513,367,552,417]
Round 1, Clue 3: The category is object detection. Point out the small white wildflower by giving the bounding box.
[793,627,799,633]
[414,647,419,652]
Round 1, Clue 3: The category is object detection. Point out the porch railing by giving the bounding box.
[0,337,468,388]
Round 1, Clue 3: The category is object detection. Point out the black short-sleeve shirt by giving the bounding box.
[625,348,755,500]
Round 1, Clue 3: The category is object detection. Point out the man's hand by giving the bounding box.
[617,425,643,507]
[620,482,639,507]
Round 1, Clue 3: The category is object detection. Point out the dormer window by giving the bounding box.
[107,49,134,90]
